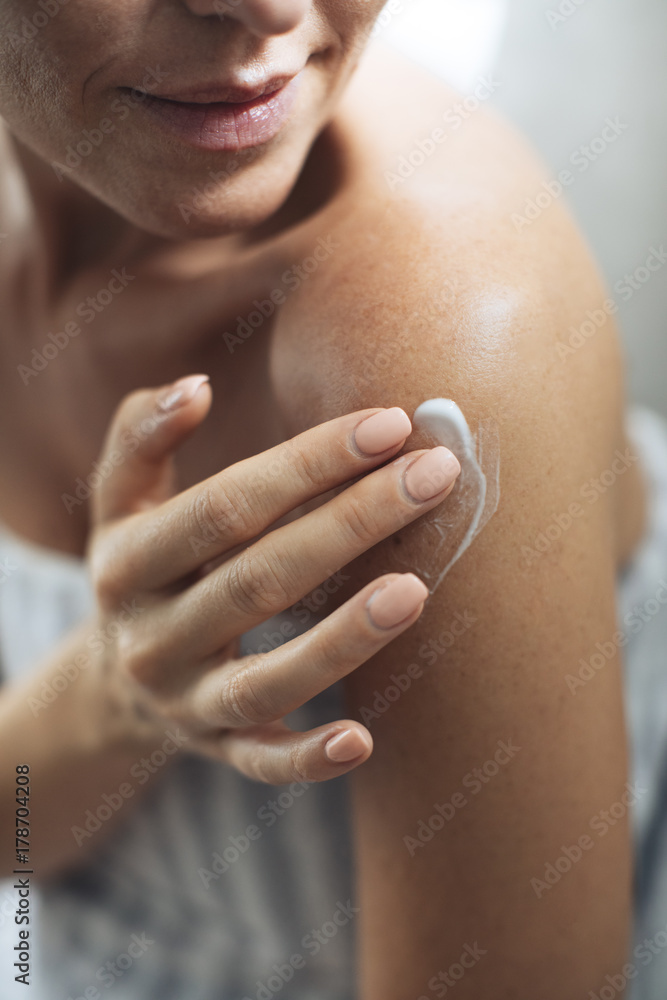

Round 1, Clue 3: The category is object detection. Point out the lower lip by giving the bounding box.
[136,76,301,152]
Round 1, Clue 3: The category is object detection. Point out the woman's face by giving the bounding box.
[0,0,386,238]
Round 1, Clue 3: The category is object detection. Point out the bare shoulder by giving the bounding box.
[270,49,633,993]
[273,46,626,483]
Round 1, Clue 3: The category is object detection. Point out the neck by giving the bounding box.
[6,118,347,289]
[10,133,227,276]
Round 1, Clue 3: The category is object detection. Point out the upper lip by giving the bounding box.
[138,74,298,105]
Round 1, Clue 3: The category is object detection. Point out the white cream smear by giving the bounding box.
[394,399,500,593]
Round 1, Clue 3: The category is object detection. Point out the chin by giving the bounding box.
[122,98,328,240]
[82,155,306,242]
[129,194,294,242]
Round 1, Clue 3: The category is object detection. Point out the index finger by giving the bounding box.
[97,406,412,593]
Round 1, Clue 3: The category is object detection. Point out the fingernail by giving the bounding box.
[157,374,210,413]
[403,446,461,502]
[366,573,429,629]
[353,408,412,456]
[324,728,371,763]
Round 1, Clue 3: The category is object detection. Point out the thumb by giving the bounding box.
[92,374,212,525]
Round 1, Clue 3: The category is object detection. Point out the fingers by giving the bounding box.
[98,406,413,592]
[156,445,460,662]
[195,719,373,784]
[185,574,428,728]
[92,374,212,525]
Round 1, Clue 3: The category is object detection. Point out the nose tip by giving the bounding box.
[184,0,308,36]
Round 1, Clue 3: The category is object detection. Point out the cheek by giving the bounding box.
[319,0,386,48]
[0,9,91,155]
[0,49,65,157]
[0,2,142,162]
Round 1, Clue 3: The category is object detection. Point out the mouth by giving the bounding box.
[128,74,302,152]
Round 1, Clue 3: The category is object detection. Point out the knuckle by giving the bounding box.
[225,549,291,616]
[310,639,348,685]
[189,479,253,547]
[289,441,331,492]
[188,485,235,546]
[222,664,277,727]
[243,740,276,785]
[89,531,126,610]
[336,493,382,548]
[115,625,157,689]
[288,742,311,785]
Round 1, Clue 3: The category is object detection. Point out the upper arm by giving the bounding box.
[271,189,632,995]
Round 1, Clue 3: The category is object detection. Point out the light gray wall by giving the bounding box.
[490,0,667,416]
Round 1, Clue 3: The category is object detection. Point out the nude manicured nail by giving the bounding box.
[403,447,461,502]
[366,573,429,629]
[353,408,412,456]
[157,374,210,413]
[324,728,371,763]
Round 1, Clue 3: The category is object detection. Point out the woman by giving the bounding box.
[0,0,652,996]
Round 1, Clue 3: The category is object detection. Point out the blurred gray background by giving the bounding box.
[382,0,667,416]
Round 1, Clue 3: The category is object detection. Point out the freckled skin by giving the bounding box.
[0,6,643,996]
[267,56,640,996]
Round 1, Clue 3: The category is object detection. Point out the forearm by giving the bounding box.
[0,617,181,881]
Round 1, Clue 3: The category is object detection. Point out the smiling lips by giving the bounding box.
[137,75,302,151]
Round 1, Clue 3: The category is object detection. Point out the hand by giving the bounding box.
[87,375,461,784]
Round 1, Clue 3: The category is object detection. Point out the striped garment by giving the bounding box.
[0,545,355,999]
[0,407,666,998]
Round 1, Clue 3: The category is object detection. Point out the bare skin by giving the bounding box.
[0,7,644,998]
